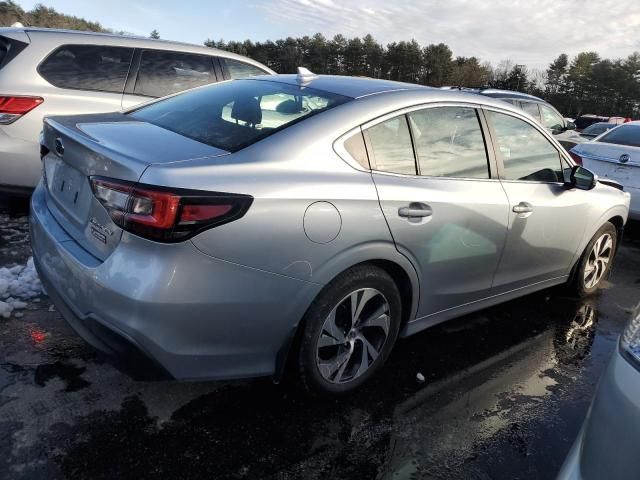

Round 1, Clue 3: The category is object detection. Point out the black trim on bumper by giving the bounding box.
[35,258,173,381]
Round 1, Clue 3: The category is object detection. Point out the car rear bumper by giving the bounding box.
[30,182,321,381]
[557,344,640,480]
[0,127,41,191]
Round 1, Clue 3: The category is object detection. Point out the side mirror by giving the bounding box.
[566,121,576,131]
[568,165,596,190]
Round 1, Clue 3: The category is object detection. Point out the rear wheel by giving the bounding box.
[298,265,401,396]
[571,222,617,296]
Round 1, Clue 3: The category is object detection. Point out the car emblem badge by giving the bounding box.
[619,153,630,164]
[54,137,65,156]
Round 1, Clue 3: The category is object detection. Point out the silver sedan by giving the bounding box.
[30,72,631,395]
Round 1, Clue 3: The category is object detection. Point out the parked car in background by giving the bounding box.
[560,122,617,151]
[571,122,640,220]
[477,89,579,150]
[0,27,275,195]
[574,114,629,132]
[31,73,630,395]
[558,304,640,480]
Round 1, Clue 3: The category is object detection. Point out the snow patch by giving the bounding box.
[0,257,44,318]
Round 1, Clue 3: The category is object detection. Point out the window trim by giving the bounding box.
[481,105,573,185]
[359,102,500,181]
[36,43,135,95]
[128,47,221,99]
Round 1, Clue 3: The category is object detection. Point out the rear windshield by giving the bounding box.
[581,123,613,136]
[129,79,351,152]
[597,124,640,147]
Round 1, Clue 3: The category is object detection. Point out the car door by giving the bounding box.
[367,105,510,319]
[484,108,590,291]
[121,49,218,108]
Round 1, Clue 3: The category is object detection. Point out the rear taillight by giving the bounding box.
[0,96,44,124]
[569,152,583,165]
[89,176,252,242]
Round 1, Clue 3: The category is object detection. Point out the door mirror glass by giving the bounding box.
[569,165,596,190]
[566,121,576,131]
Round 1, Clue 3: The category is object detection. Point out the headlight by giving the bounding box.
[620,305,640,369]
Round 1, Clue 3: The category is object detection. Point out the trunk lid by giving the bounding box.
[574,141,640,189]
[41,113,228,260]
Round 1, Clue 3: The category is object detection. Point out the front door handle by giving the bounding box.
[398,203,433,218]
[512,202,533,214]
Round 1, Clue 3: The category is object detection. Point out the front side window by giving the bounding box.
[597,124,640,147]
[520,102,540,121]
[540,105,564,131]
[130,79,350,152]
[487,111,563,182]
[365,116,416,175]
[134,50,216,98]
[39,45,134,93]
[408,106,489,179]
[224,58,268,79]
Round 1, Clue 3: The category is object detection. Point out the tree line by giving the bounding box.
[2,1,639,117]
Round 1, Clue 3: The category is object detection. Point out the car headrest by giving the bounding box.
[231,96,262,126]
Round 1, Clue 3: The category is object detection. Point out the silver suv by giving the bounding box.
[0,27,274,194]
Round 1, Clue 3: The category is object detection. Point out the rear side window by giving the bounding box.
[0,36,28,69]
[487,111,563,182]
[598,124,640,147]
[223,58,268,79]
[520,102,540,121]
[130,79,350,152]
[408,106,489,179]
[365,116,416,175]
[134,50,217,98]
[39,45,134,93]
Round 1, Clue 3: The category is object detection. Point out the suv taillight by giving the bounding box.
[569,152,583,165]
[89,177,253,242]
[0,96,44,124]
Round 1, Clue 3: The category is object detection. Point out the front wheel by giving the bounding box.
[571,222,617,296]
[298,265,402,396]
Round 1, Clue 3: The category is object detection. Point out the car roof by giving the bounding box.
[0,27,275,73]
[252,74,433,99]
[479,89,545,102]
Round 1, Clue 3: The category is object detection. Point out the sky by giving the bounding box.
[16,0,640,70]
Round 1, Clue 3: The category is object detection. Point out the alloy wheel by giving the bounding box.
[583,233,613,289]
[315,288,391,384]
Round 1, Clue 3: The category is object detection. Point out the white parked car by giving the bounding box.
[571,122,640,220]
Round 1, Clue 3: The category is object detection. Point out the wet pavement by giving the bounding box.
[1,196,640,480]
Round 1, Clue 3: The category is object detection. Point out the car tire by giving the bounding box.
[571,222,617,297]
[298,265,402,396]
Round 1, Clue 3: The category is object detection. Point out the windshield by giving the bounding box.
[597,124,640,147]
[582,123,613,136]
[130,79,351,152]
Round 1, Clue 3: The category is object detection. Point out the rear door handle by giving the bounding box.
[398,203,432,218]
[512,202,533,214]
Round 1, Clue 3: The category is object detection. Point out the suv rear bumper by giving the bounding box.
[30,181,320,381]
